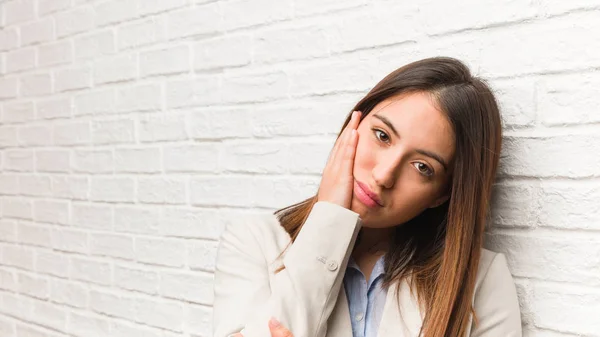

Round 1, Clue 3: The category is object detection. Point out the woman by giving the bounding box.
[213,57,522,337]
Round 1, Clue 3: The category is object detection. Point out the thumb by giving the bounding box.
[268,318,293,337]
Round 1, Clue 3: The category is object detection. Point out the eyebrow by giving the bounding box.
[372,113,449,172]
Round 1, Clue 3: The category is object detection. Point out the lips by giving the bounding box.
[356,180,383,206]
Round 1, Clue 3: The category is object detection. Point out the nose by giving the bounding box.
[371,151,404,189]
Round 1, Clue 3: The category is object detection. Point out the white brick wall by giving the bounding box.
[0,0,599,336]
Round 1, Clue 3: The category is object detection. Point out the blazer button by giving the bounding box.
[326,260,338,271]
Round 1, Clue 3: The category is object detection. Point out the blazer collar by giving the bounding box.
[328,279,425,337]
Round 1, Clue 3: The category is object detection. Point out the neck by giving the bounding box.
[352,226,394,259]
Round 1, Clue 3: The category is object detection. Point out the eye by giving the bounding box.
[413,162,434,177]
[373,129,390,143]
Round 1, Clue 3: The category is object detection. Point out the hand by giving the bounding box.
[232,318,293,337]
[317,110,361,209]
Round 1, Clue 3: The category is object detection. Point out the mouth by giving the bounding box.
[354,180,383,207]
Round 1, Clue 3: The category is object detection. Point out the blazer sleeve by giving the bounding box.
[470,253,523,337]
[212,201,362,337]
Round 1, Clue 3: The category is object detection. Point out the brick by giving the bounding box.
[294,0,365,16]
[73,149,113,173]
[114,147,161,173]
[194,34,251,70]
[94,54,137,84]
[31,300,67,331]
[160,207,223,239]
[51,176,89,200]
[17,223,52,248]
[90,177,134,203]
[0,77,18,99]
[17,125,52,146]
[49,279,88,308]
[138,112,187,142]
[4,0,35,26]
[36,150,70,172]
[140,45,189,77]
[72,203,113,230]
[134,297,184,331]
[95,0,138,27]
[18,273,49,299]
[54,66,92,92]
[166,76,219,108]
[38,41,73,67]
[253,26,327,64]
[118,16,166,50]
[221,0,291,31]
[0,316,15,336]
[36,97,71,120]
[5,149,34,172]
[538,73,600,125]
[221,140,288,173]
[163,144,217,173]
[18,175,52,197]
[159,270,213,304]
[289,61,371,97]
[489,78,536,127]
[2,245,34,270]
[70,257,111,286]
[20,73,52,97]
[0,268,18,291]
[90,290,135,320]
[21,18,54,46]
[0,219,17,242]
[74,89,116,116]
[2,292,34,321]
[114,265,158,295]
[486,233,600,286]
[6,48,35,73]
[0,174,19,195]
[3,101,35,123]
[531,283,600,335]
[115,83,162,112]
[221,71,287,104]
[92,118,135,145]
[114,206,160,234]
[68,311,110,337]
[55,6,95,38]
[190,175,319,208]
[90,233,134,260]
[138,0,187,16]
[167,4,221,39]
[35,251,69,278]
[0,126,18,147]
[74,30,115,60]
[184,304,211,336]
[138,177,186,204]
[51,228,88,254]
[188,240,218,272]
[0,28,18,51]
[110,322,165,337]
[38,0,70,16]
[499,135,600,178]
[53,121,91,145]
[135,237,185,267]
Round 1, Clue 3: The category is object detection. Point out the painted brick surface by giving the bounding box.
[0,1,599,336]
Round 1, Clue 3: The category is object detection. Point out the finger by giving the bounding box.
[342,129,358,178]
[330,111,358,170]
[269,318,293,337]
[232,333,243,337]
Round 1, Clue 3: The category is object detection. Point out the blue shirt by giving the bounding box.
[343,255,388,337]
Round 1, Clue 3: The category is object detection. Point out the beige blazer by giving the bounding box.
[213,201,522,337]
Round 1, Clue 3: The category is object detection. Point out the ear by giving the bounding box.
[428,193,450,209]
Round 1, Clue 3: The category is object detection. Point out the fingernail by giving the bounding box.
[269,317,281,328]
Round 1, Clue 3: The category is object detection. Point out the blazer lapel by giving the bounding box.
[377,278,425,337]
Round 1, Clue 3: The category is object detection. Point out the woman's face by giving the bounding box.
[351,91,456,228]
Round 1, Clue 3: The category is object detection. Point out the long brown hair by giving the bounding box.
[273,57,503,337]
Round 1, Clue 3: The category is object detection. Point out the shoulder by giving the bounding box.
[218,210,292,264]
[474,248,514,293]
